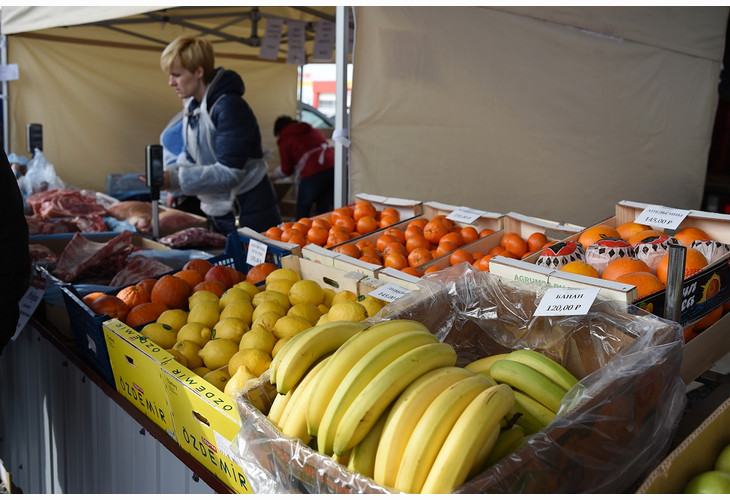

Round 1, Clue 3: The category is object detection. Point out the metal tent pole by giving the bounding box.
[333,6,350,208]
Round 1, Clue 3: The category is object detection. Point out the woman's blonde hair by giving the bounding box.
[160,34,215,83]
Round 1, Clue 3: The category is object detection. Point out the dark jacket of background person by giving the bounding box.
[1,151,30,355]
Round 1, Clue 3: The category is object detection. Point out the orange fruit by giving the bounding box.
[125,301,168,328]
[288,234,307,247]
[440,231,465,248]
[526,232,549,252]
[431,215,455,231]
[601,257,651,282]
[384,227,406,244]
[376,234,399,253]
[500,233,527,257]
[307,225,329,246]
[614,271,665,299]
[333,215,356,233]
[326,227,351,247]
[291,221,308,235]
[435,240,458,257]
[406,234,432,253]
[265,226,283,241]
[360,255,383,265]
[627,229,667,247]
[360,246,382,260]
[382,241,408,258]
[474,255,492,272]
[401,266,424,278]
[337,243,361,259]
[408,247,433,267]
[380,208,400,221]
[183,258,213,277]
[353,201,377,221]
[693,305,723,333]
[407,218,429,230]
[424,265,445,274]
[423,220,449,244]
[297,217,313,229]
[578,224,621,249]
[116,285,151,309]
[246,262,278,284]
[559,261,600,278]
[194,280,227,297]
[615,221,652,241]
[173,269,205,289]
[673,226,711,247]
[90,294,130,322]
[205,265,238,289]
[379,215,400,228]
[356,216,379,234]
[311,217,331,231]
[656,248,708,284]
[136,278,158,296]
[404,225,424,240]
[479,228,495,238]
[356,239,376,251]
[384,252,408,270]
[460,226,479,244]
[150,274,192,310]
[449,249,475,266]
[82,291,107,307]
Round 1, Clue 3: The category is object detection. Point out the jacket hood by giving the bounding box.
[280,121,314,137]
[207,67,245,107]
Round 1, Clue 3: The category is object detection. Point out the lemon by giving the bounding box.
[140,322,177,349]
[287,302,322,326]
[203,368,230,391]
[220,299,254,326]
[316,313,330,326]
[288,279,324,306]
[252,290,290,311]
[271,337,288,358]
[156,309,188,331]
[193,366,212,377]
[212,317,249,343]
[327,301,367,322]
[317,303,330,315]
[273,315,313,340]
[228,348,272,377]
[322,288,335,307]
[239,325,277,353]
[224,365,258,398]
[252,310,283,332]
[198,338,239,369]
[359,296,386,319]
[189,290,220,309]
[265,267,301,285]
[172,339,204,369]
[234,280,261,298]
[266,278,295,296]
[331,290,358,305]
[176,322,212,346]
[219,287,252,309]
[252,300,287,322]
[167,348,189,367]
[187,301,220,329]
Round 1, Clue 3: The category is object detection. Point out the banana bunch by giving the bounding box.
[467,349,580,434]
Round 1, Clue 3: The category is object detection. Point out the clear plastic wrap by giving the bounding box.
[231,263,686,494]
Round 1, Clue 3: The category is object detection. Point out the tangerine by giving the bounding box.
[307,225,329,246]
[474,255,492,272]
[406,234,432,253]
[337,243,361,259]
[578,224,621,249]
[500,233,528,257]
[674,226,711,247]
[401,266,424,277]
[404,225,424,240]
[360,255,383,266]
[656,248,708,284]
[356,239,376,251]
[460,226,480,244]
[379,215,399,228]
[384,227,406,244]
[423,220,448,244]
[116,285,151,309]
[407,218,429,230]
[440,231,465,248]
[693,305,723,332]
[424,265,445,274]
[479,228,496,238]
[382,241,408,258]
[435,240,458,257]
[431,215,454,231]
[526,232,549,252]
[408,247,433,267]
[136,278,158,295]
[151,274,192,309]
[246,262,278,284]
[353,201,377,221]
[601,257,651,282]
[311,217,331,231]
[297,217,313,229]
[265,226,283,241]
[384,252,408,270]
[126,301,169,328]
[90,295,130,321]
[380,208,400,221]
[376,234,399,253]
[288,234,308,248]
[360,246,382,259]
[326,227,351,247]
[356,216,379,235]
[614,271,665,300]
[333,215,356,233]
[449,249,475,266]
[82,291,106,307]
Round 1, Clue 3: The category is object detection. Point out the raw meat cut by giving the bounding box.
[107,200,205,234]
[108,254,173,288]
[26,188,107,218]
[159,227,227,249]
[158,210,206,234]
[52,231,134,283]
[28,244,57,267]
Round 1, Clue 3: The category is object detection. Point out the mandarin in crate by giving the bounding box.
[307,225,329,246]
[689,305,723,333]
[125,302,169,328]
[90,295,130,322]
[526,232,549,252]
[656,248,708,284]
[183,258,213,277]
[384,227,406,244]
[356,216,379,235]
[500,232,528,257]
[264,226,283,241]
[151,274,192,309]
[479,228,496,238]
[407,217,429,231]
[246,262,278,284]
[449,249,475,266]
[193,280,227,298]
[384,252,408,270]
[440,231,465,248]
[337,243,361,259]
[406,234,431,253]
[353,201,377,221]
[205,264,237,288]
[379,214,399,228]
[461,226,480,244]
[423,219,448,244]
[408,247,433,267]
[401,266,423,277]
[116,284,151,309]
[82,291,106,307]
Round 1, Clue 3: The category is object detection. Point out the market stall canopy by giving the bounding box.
[349,6,729,227]
[1,6,337,194]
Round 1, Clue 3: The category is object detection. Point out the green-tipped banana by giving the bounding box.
[317,329,438,456]
[267,391,293,427]
[513,391,557,431]
[394,373,495,494]
[271,320,366,393]
[333,342,458,455]
[489,359,567,413]
[484,424,526,468]
[278,356,331,442]
[464,353,509,376]
[420,383,515,494]
[347,409,388,479]
[373,366,474,488]
[505,349,579,391]
[305,319,431,437]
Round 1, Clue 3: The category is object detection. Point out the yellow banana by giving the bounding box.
[373,366,474,487]
[278,356,331,442]
[513,390,557,429]
[394,373,495,494]
[464,352,509,376]
[316,329,438,456]
[420,383,515,494]
[505,349,579,391]
[470,423,502,478]
[267,390,293,427]
[270,320,366,392]
[489,359,566,413]
[484,424,525,469]
[347,408,389,479]
[333,341,458,455]
[305,319,431,437]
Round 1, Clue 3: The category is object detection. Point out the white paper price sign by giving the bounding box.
[446,206,485,224]
[13,269,46,340]
[245,239,268,266]
[370,283,412,303]
[534,287,599,317]
[634,205,690,230]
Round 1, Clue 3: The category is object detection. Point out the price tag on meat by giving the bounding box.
[370,283,412,303]
[246,239,268,266]
[634,205,690,230]
[534,287,599,317]
[446,206,485,224]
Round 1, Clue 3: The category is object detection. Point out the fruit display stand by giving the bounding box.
[231,264,686,494]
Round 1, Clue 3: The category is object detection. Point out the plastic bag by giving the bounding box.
[17,149,67,199]
[232,263,686,494]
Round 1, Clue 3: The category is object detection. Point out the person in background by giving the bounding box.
[158,34,281,234]
[0,151,30,356]
[271,115,335,219]
[159,108,204,217]
[7,153,29,179]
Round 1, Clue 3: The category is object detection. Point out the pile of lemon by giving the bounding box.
[137,267,386,400]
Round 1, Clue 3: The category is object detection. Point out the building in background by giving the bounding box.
[298,63,352,121]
